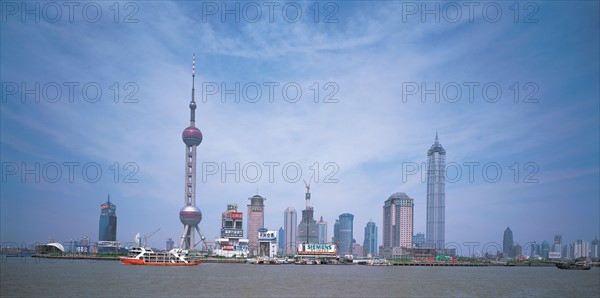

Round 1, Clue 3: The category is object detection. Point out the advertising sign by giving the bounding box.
[221,228,243,238]
[548,252,561,259]
[297,243,337,255]
[225,211,243,220]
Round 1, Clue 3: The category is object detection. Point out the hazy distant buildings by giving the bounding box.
[503,227,514,258]
[98,195,117,242]
[426,133,446,249]
[413,232,425,248]
[352,240,364,258]
[338,213,354,256]
[552,234,562,253]
[570,239,589,259]
[247,195,266,255]
[382,192,414,257]
[541,240,550,259]
[591,238,599,258]
[363,220,378,256]
[283,207,297,255]
[317,216,328,244]
[166,238,174,250]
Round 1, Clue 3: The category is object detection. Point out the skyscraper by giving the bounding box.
[382,192,414,257]
[363,220,378,257]
[278,227,285,254]
[552,234,562,253]
[333,219,340,245]
[338,213,354,256]
[166,238,174,250]
[503,227,514,258]
[297,182,318,245]
[426,132,446,249]
[179,54,205,250]
[283,207,297,255]
[98,194,116,242]
[247,194,266,255]
[317,216,327,244]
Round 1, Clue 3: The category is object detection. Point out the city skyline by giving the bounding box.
[1,2,598,251]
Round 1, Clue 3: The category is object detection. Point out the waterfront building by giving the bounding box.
[215,204,249,257]
[503,227,514,258]
[363,220,378,256]
[382,192,414,258]
[98,194,117,247]
[338,213,354,256]
[258,229,278,258]
[426,132,446,249]
[413,232,425,248]
[297,183,319,245]
[178,54,205,250]
[166,238,174,250]
[247,194,266,255]
[283,207,297,255]
[317,216,327,244]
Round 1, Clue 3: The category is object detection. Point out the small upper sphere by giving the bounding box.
[189,102,197,110]
[182,126,202,146]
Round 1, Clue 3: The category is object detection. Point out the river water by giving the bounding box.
[1,258,599,297]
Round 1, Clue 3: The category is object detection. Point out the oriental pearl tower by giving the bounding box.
[179,54,205,250]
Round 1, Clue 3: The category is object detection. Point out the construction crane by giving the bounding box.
[144,228,161,247]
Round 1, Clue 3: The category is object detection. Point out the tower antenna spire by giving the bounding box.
[189,53,197,125]
[192,53,195,103]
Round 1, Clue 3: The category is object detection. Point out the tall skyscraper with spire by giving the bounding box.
[179,54,205,250]
[426,132,446,249]
[503,227,514,257]
[297,181,318,245]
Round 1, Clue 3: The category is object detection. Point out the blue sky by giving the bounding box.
[1,1,598,255]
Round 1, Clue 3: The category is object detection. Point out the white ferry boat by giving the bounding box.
[120,246,200,266]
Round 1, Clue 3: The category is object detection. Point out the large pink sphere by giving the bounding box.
[182,126,202,146]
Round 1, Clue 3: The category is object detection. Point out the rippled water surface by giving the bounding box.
[2,258,599,297]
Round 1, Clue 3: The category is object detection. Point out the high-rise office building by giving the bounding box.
[338,213,354,256]
[278,227,284,254]
[283,207,297,255]
[297,183,318,245]
[382,192,414,257]
[363,220,378,256]
[503,227,514,257]
[333,219,340,245]
[426,133,446,249]
[99,195,117,242]
[178,55,204,250]
[247,194,266,255]
[317,216,327,244]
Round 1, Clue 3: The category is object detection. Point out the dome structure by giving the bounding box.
[182,126,203,146]
[179,205,202,226]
